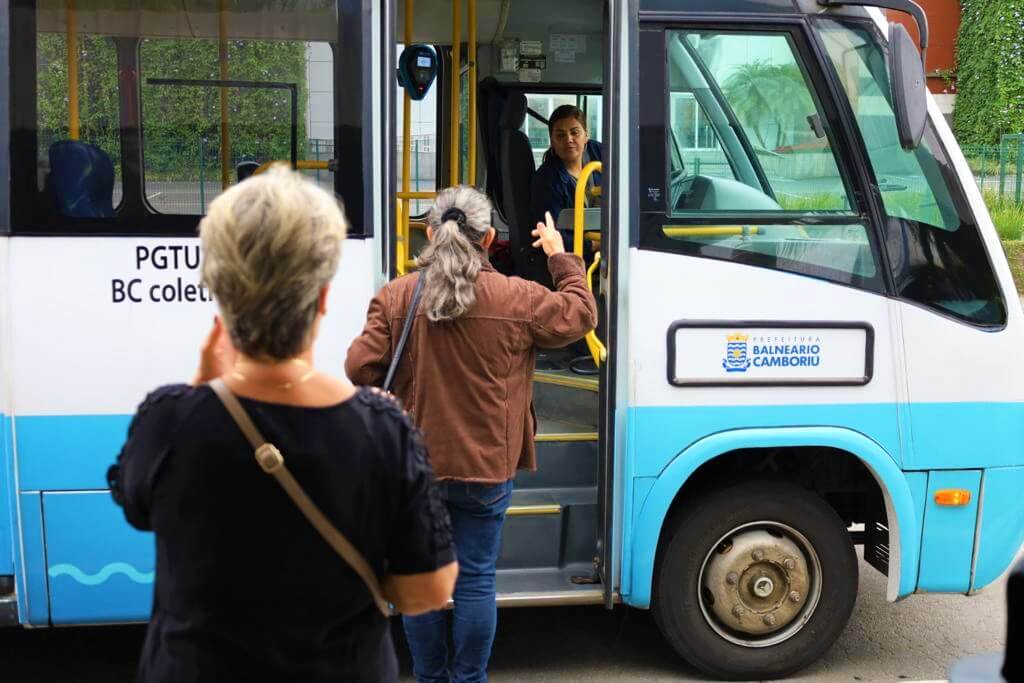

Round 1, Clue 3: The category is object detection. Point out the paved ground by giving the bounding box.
[1,551,1014,682]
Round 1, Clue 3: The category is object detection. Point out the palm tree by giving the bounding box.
[721,61,815,151]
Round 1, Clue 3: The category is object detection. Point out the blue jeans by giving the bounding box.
[403,479,513,683]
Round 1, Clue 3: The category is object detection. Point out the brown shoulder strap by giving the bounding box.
[209,378,390,617]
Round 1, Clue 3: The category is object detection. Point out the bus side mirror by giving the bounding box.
[888,21,927,150]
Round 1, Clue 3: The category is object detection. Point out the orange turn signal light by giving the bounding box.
[934,489,972,506]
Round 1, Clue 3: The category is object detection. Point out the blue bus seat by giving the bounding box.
[236,160,260,182]
[48,140,116,218]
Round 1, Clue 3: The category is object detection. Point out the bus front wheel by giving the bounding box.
[652,480,858,680]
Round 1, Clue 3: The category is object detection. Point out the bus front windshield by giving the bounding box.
[814,17,1006,326]
[816,18,960,230]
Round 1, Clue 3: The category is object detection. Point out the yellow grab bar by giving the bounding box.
[396,191,437,200]
[67,0,79,140]
[584,252,607,365]
[662,226,761,238]
[218,0,231,189]
[573,161,602,257]
[467,0,478,183]
[449,0,462,186]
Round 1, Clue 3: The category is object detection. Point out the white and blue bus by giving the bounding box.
[2,0,1023,679]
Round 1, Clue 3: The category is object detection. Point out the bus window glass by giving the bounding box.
[817,20,958,230]
[583,94,603,146]
[669,92,734,182]
[140,37,333,215]
[396,43,437,215]
[36,32,122,212]
[648,29,879,292]
[817,19,1006,326]
[668,31,854,213]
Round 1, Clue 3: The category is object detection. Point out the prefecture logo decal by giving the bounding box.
[722,332,823,373]
[722,333,751,373]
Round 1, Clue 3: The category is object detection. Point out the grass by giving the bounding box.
[989,191,1024,294]
[1001,240,1024,295]
[986,190,1024,241]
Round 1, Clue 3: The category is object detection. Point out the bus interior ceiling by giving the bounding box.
[399,0,605,87]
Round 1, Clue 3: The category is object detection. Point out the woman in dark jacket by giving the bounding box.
[530,104,603,244]
[107,166,458,683]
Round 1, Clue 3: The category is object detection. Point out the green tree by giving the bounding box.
[954,0,1024,144]
[721,61,815,150]
[37,33,309,179]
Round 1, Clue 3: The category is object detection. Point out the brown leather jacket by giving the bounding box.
[345,252,597,483]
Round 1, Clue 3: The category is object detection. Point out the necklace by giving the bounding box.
[231,357,317,391]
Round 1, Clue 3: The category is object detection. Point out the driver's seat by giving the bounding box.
[499,93,549,285]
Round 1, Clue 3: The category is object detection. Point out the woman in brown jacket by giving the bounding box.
[345,185,596,682]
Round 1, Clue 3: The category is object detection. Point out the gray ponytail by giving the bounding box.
[417,186,493,322]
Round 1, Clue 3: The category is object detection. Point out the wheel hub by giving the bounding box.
[702,529,812,638]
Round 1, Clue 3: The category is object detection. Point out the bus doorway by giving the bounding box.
[388,0,617,608]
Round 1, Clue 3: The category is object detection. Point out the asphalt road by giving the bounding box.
[1,551,1013,683]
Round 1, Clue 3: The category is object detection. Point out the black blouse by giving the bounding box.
[107,384,454,683]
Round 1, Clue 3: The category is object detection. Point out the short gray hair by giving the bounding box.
[199,165,347,359]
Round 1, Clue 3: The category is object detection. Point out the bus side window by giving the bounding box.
[140,38,336,216]
[639,28,885,294]
[36,32,122,217]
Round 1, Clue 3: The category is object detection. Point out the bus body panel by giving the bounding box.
[3,235,378,623]
[916,469,982,593]
[620,178,1024,607]
[6,236,376,487]
[43,491,153,625]
[972,465,1024,591]
[17,492,46,626]
[625,425,921,609]
[0,235,14,580]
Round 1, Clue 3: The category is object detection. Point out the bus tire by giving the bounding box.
[652,480,858,680]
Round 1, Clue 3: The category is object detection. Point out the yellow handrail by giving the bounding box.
[398,0,414,277]
[467,0,478,183]
[570,161,606,367]
[449,0,462,186]
[573,161,602,257]
[662,226,761,238]
[218,0,231,190]
[396,191,437,200]
[584,253,607,365]
[67,0,79,140]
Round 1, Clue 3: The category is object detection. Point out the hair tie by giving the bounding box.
[441,207,467,230]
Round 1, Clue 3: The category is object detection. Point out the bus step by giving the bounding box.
[0,595,17,627]
[494,564,605,607]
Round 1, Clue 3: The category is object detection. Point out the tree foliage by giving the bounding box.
[721,61,816,150]
[37,34,309,179]
[954,0,1024,144]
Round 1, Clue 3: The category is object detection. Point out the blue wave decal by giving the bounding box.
[48,562,154,586]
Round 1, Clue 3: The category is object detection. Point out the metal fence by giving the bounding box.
[963,134,1024,202]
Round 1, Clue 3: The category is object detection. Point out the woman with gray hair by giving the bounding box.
[107,166,457,683]
[346,185,597,682]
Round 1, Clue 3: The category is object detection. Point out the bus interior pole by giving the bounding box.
[398,0,415,275]
[67,0,79,141]
[468,0,477,185]
[450,0,462,186]
[219,0,231,189]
